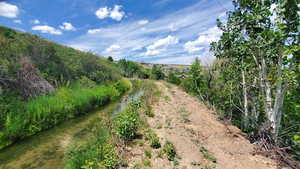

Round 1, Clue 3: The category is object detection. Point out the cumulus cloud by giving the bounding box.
[59,22,76,31]
[105,44,121,53]
[138,20,149,25]
[13,20,22,24]
[31,19,40,24]
[87,28,102,34]
[95,7,110,19]
[184,26,221,53]
[0,2,19,18]
[142,35,179,56]
[32,25,62,35]
[95,5,125,21]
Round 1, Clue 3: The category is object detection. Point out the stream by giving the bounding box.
[0,89,144,169]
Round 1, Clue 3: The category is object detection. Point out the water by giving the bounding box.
[0,89,144,169]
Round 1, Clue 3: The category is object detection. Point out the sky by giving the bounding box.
[0,0,233,65]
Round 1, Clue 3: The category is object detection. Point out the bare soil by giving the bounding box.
[126,82,281,169]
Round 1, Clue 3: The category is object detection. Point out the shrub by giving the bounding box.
[115,108,139,140]
[65,138,119,169]
[145,130,161,149]
[167,72,181,85]
[163,141,176,161]
[144,149,152,159]
[113,78,132,95]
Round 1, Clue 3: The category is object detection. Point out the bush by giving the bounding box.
[145,130,161,149]
[163,141,176,161]
[65,127,119,169]
[115,108,139,140]
[167,72,181,85]
[113,78,132,95]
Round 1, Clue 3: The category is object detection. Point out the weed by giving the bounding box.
[144,149,152,159]
[199,146,217,163]
[145,130,161,149]
[143,159,152,167]
[163,141,176,161]
[191,161,201,166]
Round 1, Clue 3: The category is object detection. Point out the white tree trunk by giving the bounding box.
[242,68,249,129]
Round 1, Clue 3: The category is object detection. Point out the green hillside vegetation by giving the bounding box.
[0,26,128,150]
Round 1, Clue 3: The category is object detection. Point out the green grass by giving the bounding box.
[199,146,217,163]
[145,130,161,149]
[64,124,119,169]
[0,79,131,150]
[163,141,176,161]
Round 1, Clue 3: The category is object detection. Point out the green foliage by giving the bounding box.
[145,105,155,117]
[78,76,97,88]
[0,80,131,150]
[0,26,121,88]
[107,56,114,62]
[144,149,152,159]
[163,141,176,161]
[145,130,161,149]
[115,101,141,140]
[64,126,119,169]
[150,65,165,80]
[199,146,217,163]
[113,79,132,95]
[167,72,181,85]
[118,59,150,78]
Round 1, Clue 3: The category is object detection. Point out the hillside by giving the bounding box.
[0,26,125,150]
[0,26,121,89]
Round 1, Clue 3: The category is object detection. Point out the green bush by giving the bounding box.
[115,108,139,140]
[65,127,119,169]
[163,141,176,161]
[167,72,181,85]
[113,79,132,95]
[145,130,161,149]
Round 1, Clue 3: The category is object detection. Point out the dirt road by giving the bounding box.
[129,82,279,169]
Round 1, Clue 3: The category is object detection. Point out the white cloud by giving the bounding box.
[142,35,179,56]
[87,28,102,34]
[59,22,76,31]
[110,5,125,21]
[138,20,149,25]
[95,7,110,19]
[95,5,125,21]
[32,25,62,35]
[13,20,22,24]
[0,2,19,18]
[67,0,231,64]
[105,44,121,53]
[184,26,221,54]
[31,19,40,24]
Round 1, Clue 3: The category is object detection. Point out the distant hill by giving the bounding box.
[138,62,191,74]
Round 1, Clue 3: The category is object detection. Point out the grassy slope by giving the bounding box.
[0,26,127,150]
[0,26,121,85]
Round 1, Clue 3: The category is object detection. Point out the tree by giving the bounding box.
[108,56,114,62]
[150,65,165,80]
[211,0,300,140]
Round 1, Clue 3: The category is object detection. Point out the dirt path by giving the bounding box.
[130,82,279,169]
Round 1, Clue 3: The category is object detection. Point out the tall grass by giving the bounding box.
[0,79,131,150]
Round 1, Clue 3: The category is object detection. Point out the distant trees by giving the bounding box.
[118,59,150,78]
[108,56,114,62]
[150,65,165,80]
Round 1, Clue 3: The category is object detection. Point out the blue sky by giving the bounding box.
[0,0,232,65]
